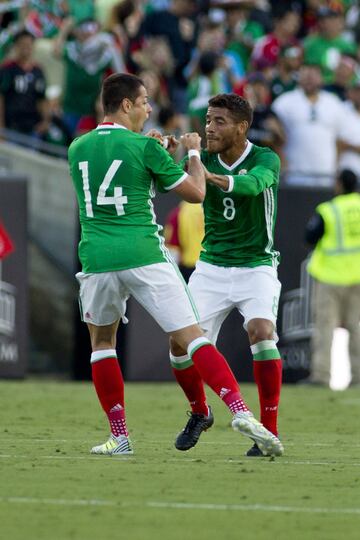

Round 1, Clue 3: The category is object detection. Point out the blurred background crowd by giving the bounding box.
[1,0,360,187]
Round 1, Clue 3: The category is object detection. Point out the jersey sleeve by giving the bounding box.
[144,137,188,192]
[227,150,280,196]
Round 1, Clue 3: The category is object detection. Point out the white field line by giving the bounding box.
[0,439,359,448]
[0,454,359,467]
[0,497,360,515]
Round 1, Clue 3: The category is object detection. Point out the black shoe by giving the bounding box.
[246,442,265,457]
[175,407,214,451]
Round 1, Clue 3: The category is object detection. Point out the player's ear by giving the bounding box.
[122,97,133,113]
[239,120,248,136]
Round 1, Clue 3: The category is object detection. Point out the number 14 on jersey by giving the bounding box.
[79,160,128,217]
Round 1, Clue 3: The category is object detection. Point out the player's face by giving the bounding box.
[205,107,247,154]
[129,85,152,132]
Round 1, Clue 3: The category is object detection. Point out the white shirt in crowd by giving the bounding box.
[338,101,360,179]
[272,88,347,187]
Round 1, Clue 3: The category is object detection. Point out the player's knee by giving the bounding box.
[247,319,274,344]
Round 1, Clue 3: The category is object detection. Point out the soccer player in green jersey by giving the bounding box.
[170,93,283,457]
[68,74,283,457]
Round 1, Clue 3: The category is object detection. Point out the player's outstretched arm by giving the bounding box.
[173,133,206,203]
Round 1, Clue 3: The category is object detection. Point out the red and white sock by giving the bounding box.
[91,349,129,438]
[251,340,282,436]
[170,353,209,416]
[187,338,249,415]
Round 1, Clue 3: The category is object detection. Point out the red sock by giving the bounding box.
[172,364,209,415]
[191,344,249,414]
[253,359,282,436]
[91,355,128,437]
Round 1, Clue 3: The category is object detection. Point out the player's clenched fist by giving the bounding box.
[180,132,201,151]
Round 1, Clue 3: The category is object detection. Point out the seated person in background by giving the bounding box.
[164,200,204,282]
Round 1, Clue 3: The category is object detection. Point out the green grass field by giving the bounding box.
[0,380,359,540]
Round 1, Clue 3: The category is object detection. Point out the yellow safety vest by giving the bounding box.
[307,193,360,285]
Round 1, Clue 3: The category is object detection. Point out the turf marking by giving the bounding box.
[0,454,360,467]
[1,497,360,515]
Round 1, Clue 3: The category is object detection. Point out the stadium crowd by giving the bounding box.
[0,0,360,185]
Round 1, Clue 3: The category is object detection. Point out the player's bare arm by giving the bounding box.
[174,132,206,203]
[204,168,231,191]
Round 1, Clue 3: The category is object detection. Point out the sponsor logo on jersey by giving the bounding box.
[238,169,247,175]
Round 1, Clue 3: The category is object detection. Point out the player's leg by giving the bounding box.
[169,262,229,414]
[76,271,133,455]
[237,266,283,456]
[248,318,282,437]
[171,324,283,456]
[169,262,230,449]
[126,262,283,456]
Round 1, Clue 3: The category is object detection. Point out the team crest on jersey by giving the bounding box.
[238,169,247,175]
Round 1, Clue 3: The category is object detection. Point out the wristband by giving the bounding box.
[188,149,201,159]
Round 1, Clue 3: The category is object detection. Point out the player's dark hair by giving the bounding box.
[208,93,253,127]
[13,29,35,43]
[338,169,358,193]
[101,73,144,114]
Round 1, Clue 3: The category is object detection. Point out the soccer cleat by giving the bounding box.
[175,406,214,451]
[232,411,284,457]
[90,434,133,456]
[246,442,265,457]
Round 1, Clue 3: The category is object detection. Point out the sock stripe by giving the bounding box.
[90,349,117,364]
[187,337,212,359]
[253,349,281,361]
[250,340,277,354]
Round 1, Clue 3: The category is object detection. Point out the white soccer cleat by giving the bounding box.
[232,411,284,457]
[90,434,134,456]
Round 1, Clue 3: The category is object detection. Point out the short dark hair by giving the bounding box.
[208,93,253,127]
[13,29,35,43]
[101,73,144,115]
[338,169,358,193]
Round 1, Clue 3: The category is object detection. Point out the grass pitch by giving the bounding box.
[0,380,359,540]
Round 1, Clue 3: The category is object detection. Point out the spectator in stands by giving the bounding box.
[53,17,124,137]
[138,68,170,132]
[338,79,360,181]
[272,63,346,187]
[303,3,356,84]
[244,72,285,157]
[304,169,360,387]
[224,0,265,72]
[250,7,301,74]
[164,201,204,282]
[187,51,227,140]
[158,105,183,137]
[185,19,245,91]
[139,0,198,113]
[0,29,49,137]
[324,53,358,100]
[41,84,72,147]
[270,45,303,101]
[105,0,145,74]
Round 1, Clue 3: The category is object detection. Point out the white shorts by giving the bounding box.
[76,262,198,332]
[188,261,281,343]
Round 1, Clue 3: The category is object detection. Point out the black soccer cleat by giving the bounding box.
[175,406,214,451]
[246,442,265,457]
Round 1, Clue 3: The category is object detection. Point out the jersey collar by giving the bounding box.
[217,140,253,171]
[96,122,128,130]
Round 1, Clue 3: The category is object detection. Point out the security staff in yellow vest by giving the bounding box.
[304,169,360,386]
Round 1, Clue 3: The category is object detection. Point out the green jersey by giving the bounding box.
[199,142,280,268]
[68,123,187,273]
